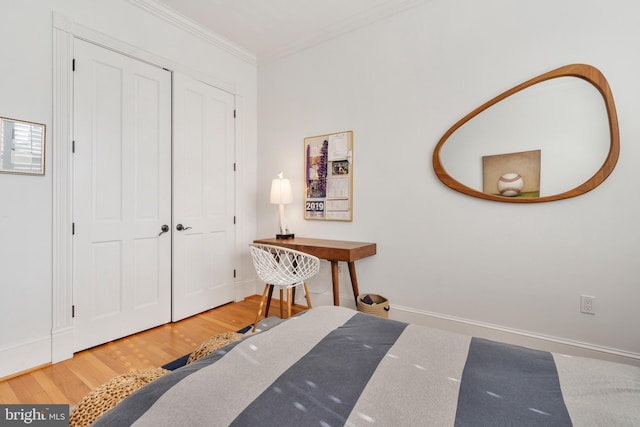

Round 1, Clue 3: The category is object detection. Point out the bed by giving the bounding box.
[93,306,640,426]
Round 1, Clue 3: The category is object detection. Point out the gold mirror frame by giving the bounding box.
[432,64,619,203]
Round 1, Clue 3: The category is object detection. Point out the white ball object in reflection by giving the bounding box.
[497,173,524,197]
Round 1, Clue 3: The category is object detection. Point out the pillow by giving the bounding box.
[69,367,169,427]
[186,331,244,364]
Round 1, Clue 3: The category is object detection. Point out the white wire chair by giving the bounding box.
[249,243,320,332]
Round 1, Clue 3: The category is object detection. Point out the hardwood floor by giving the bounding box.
[0,295,304,406]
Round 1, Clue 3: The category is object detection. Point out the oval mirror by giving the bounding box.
[432,64,619,203]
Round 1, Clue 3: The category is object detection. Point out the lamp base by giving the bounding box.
[276,233,295,239]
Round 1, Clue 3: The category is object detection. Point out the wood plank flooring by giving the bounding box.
[0,295,304,406]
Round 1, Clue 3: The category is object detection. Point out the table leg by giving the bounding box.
[279,288,284,318]
[348,261,360,305]
[265,285,274,316]
[331,260,340,306]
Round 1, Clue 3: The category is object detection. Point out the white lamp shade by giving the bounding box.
[270,178,292,204]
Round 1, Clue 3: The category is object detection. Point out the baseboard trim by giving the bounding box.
[389,304,640,367]
[51,326,74,363]
[0,336,52,379]
[235,279,257,302]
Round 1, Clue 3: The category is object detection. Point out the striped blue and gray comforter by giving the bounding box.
[94,306,640,426]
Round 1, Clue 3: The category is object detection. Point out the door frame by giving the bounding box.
[52,14,240,363]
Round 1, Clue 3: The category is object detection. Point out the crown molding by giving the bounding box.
[127,0,256,65]
[260,0,429,64]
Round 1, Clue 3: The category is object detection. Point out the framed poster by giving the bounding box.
[304,131,353,221]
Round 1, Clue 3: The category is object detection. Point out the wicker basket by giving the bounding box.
[356,294,389,318]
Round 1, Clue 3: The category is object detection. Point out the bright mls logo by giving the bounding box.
[1,405,68,426]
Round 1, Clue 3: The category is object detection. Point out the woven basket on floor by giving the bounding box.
[69,367,169,427]
[356,294,390,318]
[186,331,244,364]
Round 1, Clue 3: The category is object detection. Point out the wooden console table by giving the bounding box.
[252,237,377,306]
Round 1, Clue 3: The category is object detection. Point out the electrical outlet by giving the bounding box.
[580,295,595,315]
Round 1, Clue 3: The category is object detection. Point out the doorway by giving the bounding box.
[72,40,235,351]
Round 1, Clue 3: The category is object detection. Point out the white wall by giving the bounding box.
[0,0,257,377]
[257,0,640,363]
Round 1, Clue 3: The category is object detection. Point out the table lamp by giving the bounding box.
[270,172,294,239]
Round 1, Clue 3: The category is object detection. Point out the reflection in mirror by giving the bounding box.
[0,117,45,175]
[432,64,619,203]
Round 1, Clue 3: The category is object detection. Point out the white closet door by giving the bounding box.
[171,73,235,321]
[72,39,172,351]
